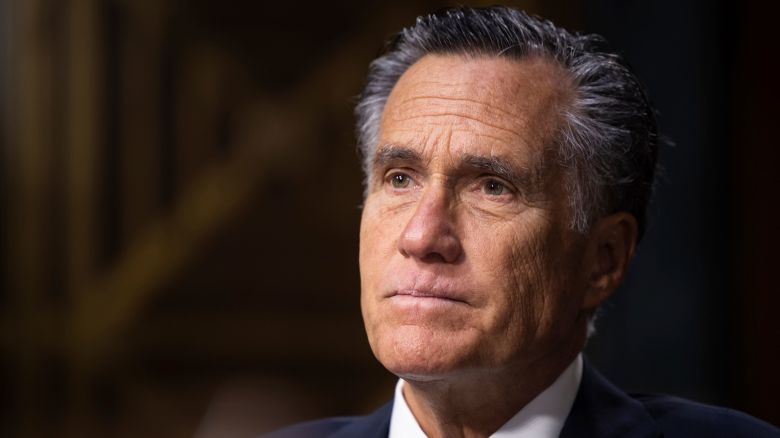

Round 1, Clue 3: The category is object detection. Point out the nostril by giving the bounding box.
[399,223,462,263]
[420,252,447,264]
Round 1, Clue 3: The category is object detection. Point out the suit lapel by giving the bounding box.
[560,360,661,438]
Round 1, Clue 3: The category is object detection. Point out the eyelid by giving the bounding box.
[383,168,419,189]
[383,167,415,179]
[477,174,517,194]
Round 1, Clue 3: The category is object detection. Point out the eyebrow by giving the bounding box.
[372,144,544,194]
[373,144,424,168]
[461,154,543,193]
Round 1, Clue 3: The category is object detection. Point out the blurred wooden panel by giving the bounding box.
[7,1,65,437]
[117,1,165,246]
[65,0,101,303]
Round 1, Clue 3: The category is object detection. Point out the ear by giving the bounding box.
[580,212,638,311]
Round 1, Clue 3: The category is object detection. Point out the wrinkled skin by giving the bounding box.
[361,54,587,378]
[358,54,635,437]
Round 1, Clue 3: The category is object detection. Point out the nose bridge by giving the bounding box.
[399,179,462,263]
[410,184,449,232]
[419,176,450,214]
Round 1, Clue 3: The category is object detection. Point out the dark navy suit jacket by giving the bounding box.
[263,361,779,437]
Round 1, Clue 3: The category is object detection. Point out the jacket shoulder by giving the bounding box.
[259,417,359,438]
[259,401,393,438]
[562,360,779,438]
[634,394,780,437]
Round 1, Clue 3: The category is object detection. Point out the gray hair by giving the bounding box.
[355,6,658,239]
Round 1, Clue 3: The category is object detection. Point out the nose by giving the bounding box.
[398,185,463,263]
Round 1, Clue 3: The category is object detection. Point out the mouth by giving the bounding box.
[389,289,469,305]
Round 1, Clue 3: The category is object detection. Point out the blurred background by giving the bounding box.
[0,0,777,437]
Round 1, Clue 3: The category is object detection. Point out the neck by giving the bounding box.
[401,341,582,438]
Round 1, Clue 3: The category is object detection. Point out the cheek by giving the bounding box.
[359,202,399,278]
[359,199,406,329]
[507,240,549,325]
[471,219,552,299]
[502,227,583,343]
[468,220,561,348]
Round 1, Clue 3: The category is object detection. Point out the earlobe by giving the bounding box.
[581,212,638,310]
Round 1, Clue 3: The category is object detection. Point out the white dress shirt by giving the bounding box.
[388,354,583,438]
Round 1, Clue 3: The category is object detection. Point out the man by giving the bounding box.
[265,6,779,438]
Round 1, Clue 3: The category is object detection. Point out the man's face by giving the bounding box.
[359,54,592,381]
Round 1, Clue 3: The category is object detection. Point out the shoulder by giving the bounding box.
[258,401,393,438]
[634,393,780,438]
[563,360,779,438]
[259,416,360,438]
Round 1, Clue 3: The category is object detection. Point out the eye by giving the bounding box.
[389,172,412,189]
[482,179,507,196]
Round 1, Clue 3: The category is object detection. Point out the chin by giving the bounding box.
[370,324,478,381]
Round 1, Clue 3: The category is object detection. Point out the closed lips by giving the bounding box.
[392,289,468,303]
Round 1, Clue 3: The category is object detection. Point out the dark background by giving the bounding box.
[1,0,777,437]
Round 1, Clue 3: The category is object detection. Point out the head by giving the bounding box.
[357,7,657,381]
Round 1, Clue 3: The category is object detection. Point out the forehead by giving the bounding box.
[378,54,573,165]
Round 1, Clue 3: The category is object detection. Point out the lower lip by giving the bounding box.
[388,294,467,310]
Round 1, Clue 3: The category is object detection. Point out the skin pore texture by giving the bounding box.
[359,54,637,438]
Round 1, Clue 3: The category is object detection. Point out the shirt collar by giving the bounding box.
[388,354,583,438]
